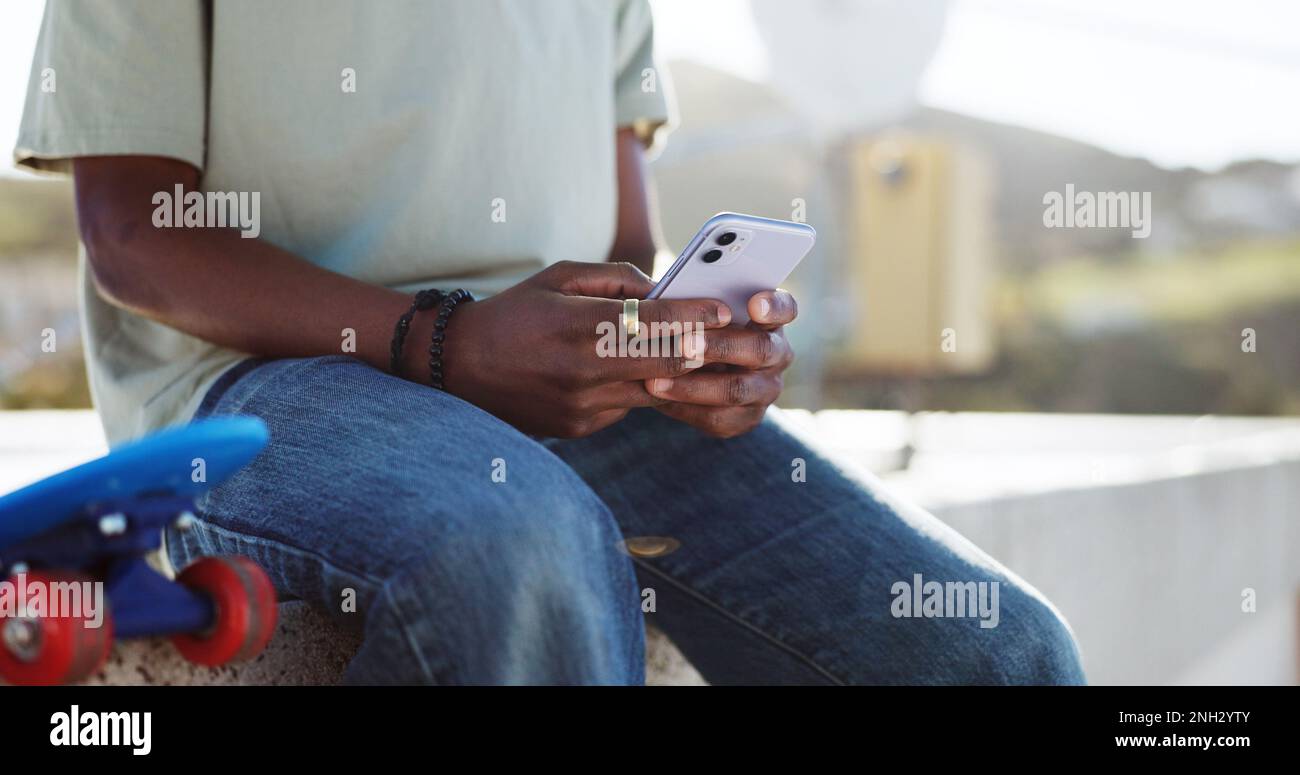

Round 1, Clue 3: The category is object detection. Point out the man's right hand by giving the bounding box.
[423,261,730,438]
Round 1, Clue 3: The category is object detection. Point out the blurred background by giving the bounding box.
[646,0,1300,415]
[0,0,1297,685]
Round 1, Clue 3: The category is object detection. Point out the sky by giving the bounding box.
[2,0,1298,174]
[652,0,1300,171]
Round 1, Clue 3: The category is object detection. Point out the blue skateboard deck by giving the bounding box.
[0,417,277,684]
[0,417,269,549]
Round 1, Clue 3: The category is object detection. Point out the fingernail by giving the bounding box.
[717,305,732,325]
[650,378,673,394]
[756,297,771,320]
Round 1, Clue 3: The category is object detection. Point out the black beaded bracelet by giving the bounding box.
[390,289,444,377]
[428,288,473,390]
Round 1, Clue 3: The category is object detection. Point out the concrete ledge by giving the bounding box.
[82,602,706,686]
[85,602,360,686]
[935,459,1300,685]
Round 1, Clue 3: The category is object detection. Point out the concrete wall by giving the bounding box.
[934,460,1300,685]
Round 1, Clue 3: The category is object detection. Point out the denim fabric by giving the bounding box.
[167,356,1086,685]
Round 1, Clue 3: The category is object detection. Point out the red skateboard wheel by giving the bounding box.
[171,556,278,666]
[0,570,113,686]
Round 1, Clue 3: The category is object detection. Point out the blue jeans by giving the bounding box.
[166,356,1085,685]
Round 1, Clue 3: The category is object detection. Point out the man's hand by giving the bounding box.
[435,261,732,438]
[644,289,797,438]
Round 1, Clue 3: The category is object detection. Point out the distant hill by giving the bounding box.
[902,108,1300,267]
[659,60,1300,271]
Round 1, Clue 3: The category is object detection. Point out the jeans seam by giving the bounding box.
[189,517,449,681]
[189,518,387,589]
[373,575,441,685]
[189,519,445,682]
[633,559,848,686]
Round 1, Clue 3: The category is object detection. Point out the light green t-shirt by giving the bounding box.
[15,0,674,444]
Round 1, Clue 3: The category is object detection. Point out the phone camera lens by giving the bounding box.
[716,231,737,246]
[702,249,723,263]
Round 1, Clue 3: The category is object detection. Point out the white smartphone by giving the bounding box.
[647,212,816,324]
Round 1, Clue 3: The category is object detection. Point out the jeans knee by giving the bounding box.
[991,586,1086,685]
[352,459,643,684]
[436,460,633,600]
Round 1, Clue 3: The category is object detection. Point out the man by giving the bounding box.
[16,0,1084,684]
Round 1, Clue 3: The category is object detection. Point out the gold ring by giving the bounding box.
[622,297,640,339]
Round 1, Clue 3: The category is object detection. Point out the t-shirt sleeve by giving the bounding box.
[13,0,208,175]
[613,0,676,153]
